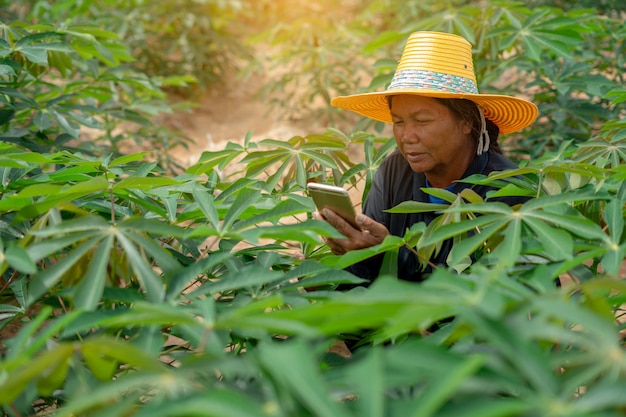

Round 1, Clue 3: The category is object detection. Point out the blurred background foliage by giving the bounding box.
[1,0,626,416]
[5,0,625,162]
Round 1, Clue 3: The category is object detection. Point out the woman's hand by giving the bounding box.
[314,208,390,255]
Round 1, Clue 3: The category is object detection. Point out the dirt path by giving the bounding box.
[167,74,334,167]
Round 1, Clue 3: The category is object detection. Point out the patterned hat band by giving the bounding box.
[388,69,479,95]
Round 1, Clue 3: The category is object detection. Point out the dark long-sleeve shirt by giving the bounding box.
[347,148,527,282]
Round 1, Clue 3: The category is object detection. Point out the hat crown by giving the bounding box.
[388,32,478,94]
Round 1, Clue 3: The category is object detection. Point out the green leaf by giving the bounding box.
[529,31,574,59]
[526,211,607,242]
[386,200,448,214]
[191,266,285,296]
[240,220,341,245]
[257,341,351,417]
[0,86,38,106]
[233,198,309,231]
[73,235,114,311]
[446,219,509,267]
[410,355,484,417]
[603,198,624,242]
[187,147,245,175]
[281,263,366,289]
[0,304,24,320]
[109,152,150,166]
[166,252,232,300]
[132,325,166,357]
[380,248,398,277]
[242,150,285,177]
[420,214,502,247]
[600,244,625,277]
[59,176,112,198]
[222,188,262,231]
[97,303,198,329]
[82,346,119,381]
[0,38,11,56]
[421,188,457,203]
[524,217,573,261]
[27,236,104,304]
[363,31,407,54]
[436,398,531,417]
[220,276,455,337]
[575,381,626,411]
[15,46,48,64]
[5,243,36,274]
[191,186,220,231]
[9,277,27,309]
[17,183,64,198]
[522,191,603,211]
[114,176,180,190]
[49,110,80,137]
[15,31,63,47]
[135,391,271,417]
[118,226,182,277]
[33,110,53,130]
[323,235,405,270]
[29,215,110,239]
[52,373,158,417]
[295,154,306,188]
[487,218,522,268]
[348,347,384,417]
[63,25,120,40]
[464,311,559,395]
[0,343,74,405]
[520,36,541,62]
[0,108,15,125]
[36,354,70,396]
[28,41,74,54]
[114,232,165,302]
[4,306,53,360]
[459,187,485,204]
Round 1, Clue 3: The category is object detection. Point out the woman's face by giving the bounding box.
[390,95,475,188]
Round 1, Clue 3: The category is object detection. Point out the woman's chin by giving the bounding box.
[407,160,431,173]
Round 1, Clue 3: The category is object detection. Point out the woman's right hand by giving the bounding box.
[313,209,389,255]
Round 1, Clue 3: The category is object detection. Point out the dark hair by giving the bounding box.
[387,96,502,154]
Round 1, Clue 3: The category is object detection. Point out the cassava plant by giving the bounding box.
[0,2,195,171]
[2,2,626,417]
[248,0,626,158]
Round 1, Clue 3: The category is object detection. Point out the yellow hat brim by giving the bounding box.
[331,89,538,134]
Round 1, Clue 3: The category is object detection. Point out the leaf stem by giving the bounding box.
[104,170,116,225]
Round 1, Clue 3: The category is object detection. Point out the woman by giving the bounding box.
[316,31,538,282]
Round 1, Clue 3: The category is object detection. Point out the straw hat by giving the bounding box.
[331,31,538,134]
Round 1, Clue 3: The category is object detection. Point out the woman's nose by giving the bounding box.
[398,124,418,143]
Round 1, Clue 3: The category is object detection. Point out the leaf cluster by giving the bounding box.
[1,3,626,417]
[245,0,626,157]
[0,6,195,171]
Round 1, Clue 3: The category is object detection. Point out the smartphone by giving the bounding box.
[307,183,359,229]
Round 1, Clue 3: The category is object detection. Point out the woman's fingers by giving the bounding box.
[355,213,389,241]
[318,209,389,255]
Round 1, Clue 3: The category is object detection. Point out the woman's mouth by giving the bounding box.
[405,151,426,163]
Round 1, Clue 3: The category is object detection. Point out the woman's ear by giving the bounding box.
[461,118,473,135]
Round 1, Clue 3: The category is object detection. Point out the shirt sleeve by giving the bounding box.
[345,152,401,283]
[362,150,407,226]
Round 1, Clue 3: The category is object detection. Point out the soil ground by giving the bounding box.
[166,73,344,167]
